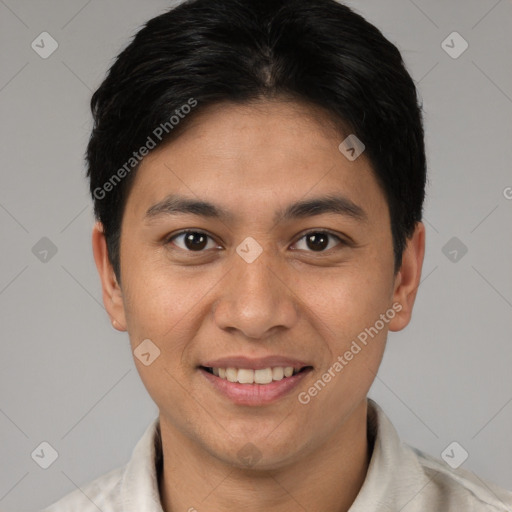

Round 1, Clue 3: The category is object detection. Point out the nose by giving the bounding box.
[212,250,299,340]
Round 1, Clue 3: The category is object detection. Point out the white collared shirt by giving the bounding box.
[41,399,512,511]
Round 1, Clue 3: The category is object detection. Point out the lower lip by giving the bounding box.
[199,367,312,406]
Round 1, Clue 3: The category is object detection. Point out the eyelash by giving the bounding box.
[165,229,347,253]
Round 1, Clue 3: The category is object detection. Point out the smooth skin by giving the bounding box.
[93,99,425,512]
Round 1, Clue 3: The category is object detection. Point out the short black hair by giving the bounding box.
[87,0,426,281]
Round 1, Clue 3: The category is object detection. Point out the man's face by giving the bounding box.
[100,100,419,469]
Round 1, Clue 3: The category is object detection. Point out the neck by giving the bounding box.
[158,399,372,512]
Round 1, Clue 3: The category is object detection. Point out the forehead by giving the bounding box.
[125,99,387,225]
[169,98,351,158]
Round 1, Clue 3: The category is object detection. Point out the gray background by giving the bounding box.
[1,0,511,510]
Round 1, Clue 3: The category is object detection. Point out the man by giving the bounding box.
[42,0,512,510]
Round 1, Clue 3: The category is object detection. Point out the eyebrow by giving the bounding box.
[144,193,367,224]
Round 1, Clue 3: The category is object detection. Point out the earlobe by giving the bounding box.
[388,222,426,332]
[91,222,127,332]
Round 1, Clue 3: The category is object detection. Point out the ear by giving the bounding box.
[388,222,425,332]
[92,222,127,331]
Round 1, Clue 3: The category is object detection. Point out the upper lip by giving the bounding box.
[200,356,312,371]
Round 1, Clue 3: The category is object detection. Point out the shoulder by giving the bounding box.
[408,444,512,511]
[363,399,512,512]
[40,416,161,512]
[40,465,125,512]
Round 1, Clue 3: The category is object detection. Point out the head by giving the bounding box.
[91,0,426,469]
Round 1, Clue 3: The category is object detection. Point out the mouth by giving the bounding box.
[198,363,313,405]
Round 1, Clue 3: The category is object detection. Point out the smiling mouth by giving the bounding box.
[200,365,312,385]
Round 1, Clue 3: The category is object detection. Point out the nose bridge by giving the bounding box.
[213,246,298,339]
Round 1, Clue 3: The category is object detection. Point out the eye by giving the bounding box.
[165,229,347,254]
[166,230,219,252]
[292,230,345,252]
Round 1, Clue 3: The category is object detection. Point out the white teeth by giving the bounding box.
[208,366,301,384]
[226,367,238,383]
[272,367,284,381]
[237,369,254,384]
[254,368,273,384]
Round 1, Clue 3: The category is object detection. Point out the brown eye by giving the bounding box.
[168,231,217,251]
[293,231,344,252]
[306,232,329,251]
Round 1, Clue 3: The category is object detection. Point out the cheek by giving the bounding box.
[297,269,391,418]
[123,270,198,346]
[119,236,197,338]
[120,257,228,390]
[296,260,394,346]
[120,266,206,411]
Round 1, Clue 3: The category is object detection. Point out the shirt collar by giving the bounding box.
[348,397,428,510]
[120,416,164,511]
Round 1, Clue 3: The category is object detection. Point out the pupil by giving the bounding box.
[307,233,328,251]
[185,232,207,251]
